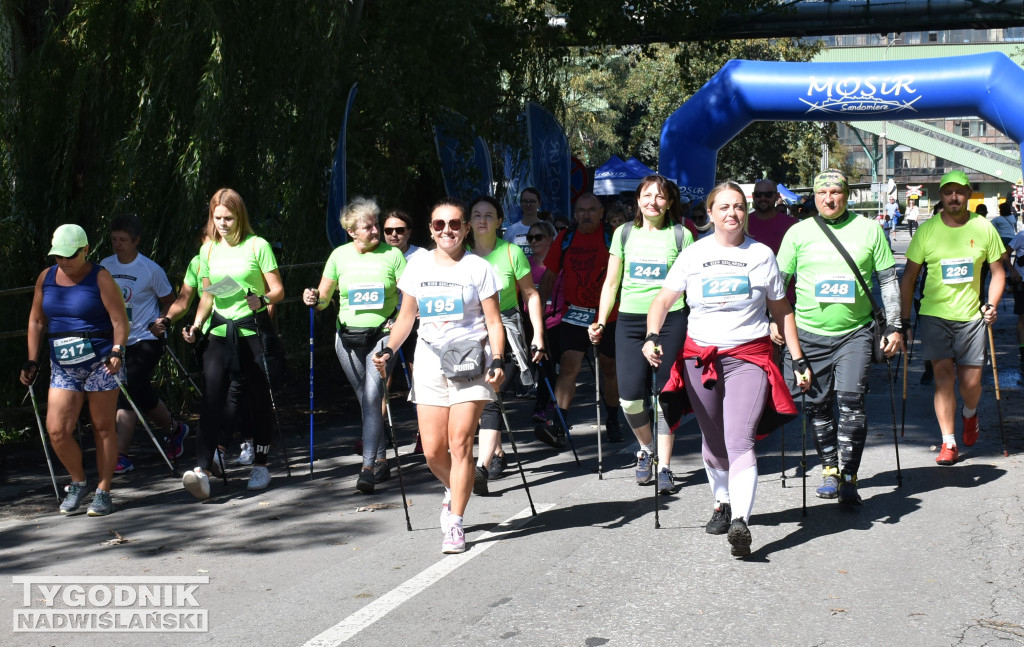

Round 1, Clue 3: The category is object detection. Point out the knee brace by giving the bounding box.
[621,398,649,430]
[479,401,500,430]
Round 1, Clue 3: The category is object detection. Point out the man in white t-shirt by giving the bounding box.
[101,214,186,474]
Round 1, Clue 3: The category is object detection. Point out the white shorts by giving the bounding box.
[410,338,496,407]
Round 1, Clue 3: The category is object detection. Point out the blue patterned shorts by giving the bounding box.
[50,358,123,392]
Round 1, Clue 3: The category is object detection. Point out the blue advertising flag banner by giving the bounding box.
[526,102,571,220]
[660,53,1024,202]
[327,83,358,248]
[433,111,492,203]
[498,115,531,227]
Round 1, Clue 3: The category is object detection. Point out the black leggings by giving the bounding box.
[119,339,164,412]
[199,335,274,469]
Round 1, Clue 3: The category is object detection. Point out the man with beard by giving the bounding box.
[748,179,799,258]
[539,192,623,446]
[900,171,1005,465]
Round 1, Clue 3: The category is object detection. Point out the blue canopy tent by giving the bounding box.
[593,156,655,196]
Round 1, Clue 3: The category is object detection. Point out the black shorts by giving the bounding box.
[1013,280,1024,316]
[119,338,164,411]
[558,319,615,357]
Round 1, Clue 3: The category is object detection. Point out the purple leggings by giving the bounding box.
[683,355,768,472]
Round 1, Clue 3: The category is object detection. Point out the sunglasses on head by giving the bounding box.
[752,191,775,198]
[430,218,464,232]
[526,234,547,242]
[383,226,406,235]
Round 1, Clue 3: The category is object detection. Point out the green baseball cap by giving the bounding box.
[940,170,970,188]
[48,224,88,257]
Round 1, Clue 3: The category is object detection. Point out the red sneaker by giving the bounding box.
[962,413,980,447]
[936,443,959,466]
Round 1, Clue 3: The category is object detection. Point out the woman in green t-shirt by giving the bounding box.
[302,197,406,495]
[467,195,545,495]
[590,175,693,495]
[182,188,285,498]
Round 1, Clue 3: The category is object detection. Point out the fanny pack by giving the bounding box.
[437,338,486,381]
[337,323,386,349]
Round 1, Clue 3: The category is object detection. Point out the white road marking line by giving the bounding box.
[300,503,555,647]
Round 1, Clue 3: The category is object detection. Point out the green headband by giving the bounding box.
[813,170,850,195]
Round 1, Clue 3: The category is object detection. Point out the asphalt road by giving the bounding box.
[2,224,1023,647]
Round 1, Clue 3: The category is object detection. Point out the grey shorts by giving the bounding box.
[784,325,871,405]
[918,315,986,366]
[409,338,496,408]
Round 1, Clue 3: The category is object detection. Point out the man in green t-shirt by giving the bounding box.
[900,171,1005,466]
[777,169,903,505]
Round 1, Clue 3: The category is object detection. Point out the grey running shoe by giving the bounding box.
[60,483,87,514]
[657,467,675,495]
[705,502,731,535]
[87,490,114,516]
[635,450,654,485]
[727,518,752,557]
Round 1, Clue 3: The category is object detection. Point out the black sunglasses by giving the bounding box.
[54,247,85,260]
[526,234,547,242]
[384,227,407,235]
[752,191,775,198]
[430,218,464,232]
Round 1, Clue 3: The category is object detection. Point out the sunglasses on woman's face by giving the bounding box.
[383,227,406,235]
[526,234,547,242]
[430,218,464,232]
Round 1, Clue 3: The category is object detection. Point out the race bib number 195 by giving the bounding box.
[417,285,464,323]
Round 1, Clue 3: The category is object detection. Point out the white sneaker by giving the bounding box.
[182,467,210,500]
[247,465,271,491]
[236,441,254,465]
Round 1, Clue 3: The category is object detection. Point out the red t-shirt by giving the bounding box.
[747,211,799,257]
[544,228,614,318]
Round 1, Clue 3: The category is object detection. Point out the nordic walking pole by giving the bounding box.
[884,355,904,487]
[901,340,909,438]
[162,337,203,398]
[986,322,1009,457]
[776,347,786,488]
[309,304,315,479]
[248,291,292,477]
[801,391,807,517]
[378,354,413,531]
[112,372,177,475]
[494,390,538,516]
[537,360,581,466]
[651,368,661,529]
[27,384,61,503]
[593,344,603,480]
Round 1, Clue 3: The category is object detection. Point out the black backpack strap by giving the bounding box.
[812,215,880,312]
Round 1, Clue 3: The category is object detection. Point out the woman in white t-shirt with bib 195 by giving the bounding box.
[374,199,505,555]
[645,181,811,558]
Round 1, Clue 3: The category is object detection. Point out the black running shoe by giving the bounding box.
[533,420,565,449]
[487,453,507,480]
[705,502,731,535]
[727,518,752,557]
[356,468,375,494]
[473,465,489,496]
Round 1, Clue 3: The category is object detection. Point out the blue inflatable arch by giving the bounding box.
[659,52,1024,201]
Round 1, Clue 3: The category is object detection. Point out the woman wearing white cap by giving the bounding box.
[20,224,129,516]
